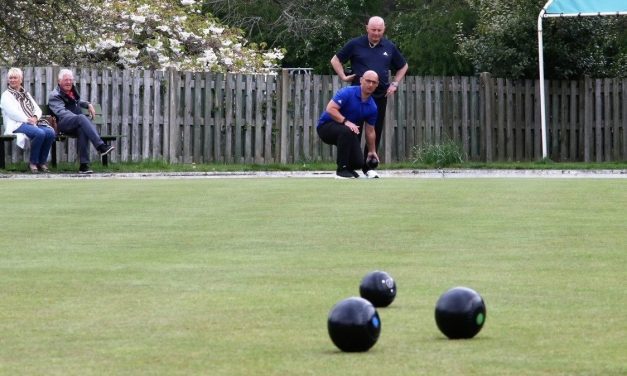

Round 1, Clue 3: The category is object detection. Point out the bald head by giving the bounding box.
[366,17,385,45]
[362,70,379,82]
[367,17,385,29]
[360,70,379,97]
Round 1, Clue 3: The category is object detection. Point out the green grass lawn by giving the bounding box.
[0,178,625,375]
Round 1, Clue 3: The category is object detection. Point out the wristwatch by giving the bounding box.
[390,81,399,87]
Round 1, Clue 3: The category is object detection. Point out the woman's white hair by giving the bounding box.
[7,67,23,79]
[58,68,74,81]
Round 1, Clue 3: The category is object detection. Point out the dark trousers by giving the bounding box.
[58,114,104,164]
[317,121,364,171]
[361,95,386,172]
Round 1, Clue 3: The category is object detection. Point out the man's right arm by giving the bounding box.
[330,55,355,83]
[47,92,73,119]
[331,39,357,83]
[364,123,378,158]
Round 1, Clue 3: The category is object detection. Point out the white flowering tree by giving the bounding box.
[77,0,284,72]
[0,0,283,73]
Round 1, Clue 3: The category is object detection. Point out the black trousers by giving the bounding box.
[361,95,386,172]
[317,121,364,171]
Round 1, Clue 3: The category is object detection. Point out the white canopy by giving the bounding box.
[537,0,627,158]
[545,0,627,16]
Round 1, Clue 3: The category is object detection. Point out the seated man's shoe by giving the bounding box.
[29,163,39,173]
[98,144,115,156]
[38,164,50,173]
[79,163,93,174]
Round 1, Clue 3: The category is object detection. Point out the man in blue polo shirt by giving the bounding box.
[317,70,380,179]
[330,16,408,178]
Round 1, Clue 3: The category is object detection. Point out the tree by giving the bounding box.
[391,0,476,76]
[543,16,627,78]
[0,0,284,73]
[204,0,390,73]
[0,0,88,66]
[456,0,627,79]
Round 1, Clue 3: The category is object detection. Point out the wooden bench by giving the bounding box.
[1,104,119,169]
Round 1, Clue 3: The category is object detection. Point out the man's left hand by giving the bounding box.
[87,104,96,119]
[386,83,398,97]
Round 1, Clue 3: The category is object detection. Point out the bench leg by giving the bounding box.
[1,137,19,169]
[0,140,6,169]
[100,136,117,167]
[51,141,58,168]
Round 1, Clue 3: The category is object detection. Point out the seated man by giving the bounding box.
[316,70,380,179]
[48,69,114,174]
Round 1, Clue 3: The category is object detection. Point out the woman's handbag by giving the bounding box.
[39,115,57,135]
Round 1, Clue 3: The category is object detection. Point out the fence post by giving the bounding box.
[480,72,494,162]
[167,68,179,163]
[583,76,592,162]
[384,92,394,163]
[623,78,627,160]
[279,69,289,164]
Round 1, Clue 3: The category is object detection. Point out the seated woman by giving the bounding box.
[0,67,56,172]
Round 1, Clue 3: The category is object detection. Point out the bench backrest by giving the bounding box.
[42,103,104,126]
[2,103,103,135]
[86,104,103,125]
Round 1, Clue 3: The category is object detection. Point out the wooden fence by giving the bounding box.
[1,67,626,166]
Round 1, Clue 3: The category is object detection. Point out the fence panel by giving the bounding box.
[2,67,626,167]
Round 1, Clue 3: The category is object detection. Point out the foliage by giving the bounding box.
[543,16,627,78]
[78,0,284,72]
[2,0,625,77]
[204,0,388,73]
[0,0,283,72]
[456,0,627,79]
[0,0,87,66]
[203,0,626,77]
[391,0,476,76]
[412,139,467,167]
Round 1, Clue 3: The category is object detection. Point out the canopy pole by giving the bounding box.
[538,6,549,159]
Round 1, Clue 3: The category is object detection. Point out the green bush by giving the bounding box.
[412,140,466,167]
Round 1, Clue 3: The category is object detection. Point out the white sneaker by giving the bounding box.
[365,170,380,179]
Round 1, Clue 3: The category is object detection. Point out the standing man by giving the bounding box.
[48,69,114,174]
[317,70,380,179]
[331,16,408,178]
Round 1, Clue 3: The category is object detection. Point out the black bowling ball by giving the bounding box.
[434,286,486,339]
[359,270,397,307]
[366,156,379,169]
[327,297,381,352]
